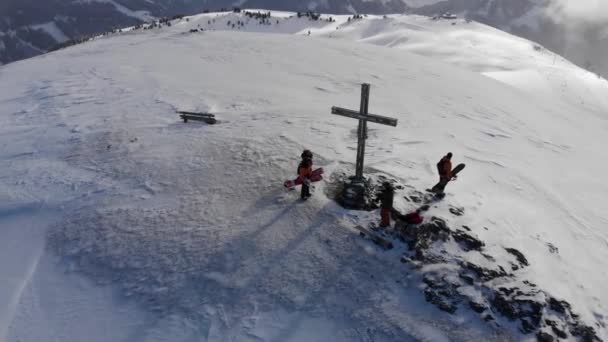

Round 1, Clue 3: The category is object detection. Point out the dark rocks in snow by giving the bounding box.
[548,297,571,314]
[491,287,544,333]
[458,272,475,285]
[462,261,509,281]
[546,242,559,254]
[537,331,555,342]
[388,190,600,341]
[505,247,529,267]
[330,171,402,211]
[452,229,484,251]
[422,274,460,314]
[469,300,487,313]
[545,320,568,339]
[424,288,458,314]
[483,314,495,322]
[331,177,599,341]
[449,206,464,216]
[481,252,496,262]
[570,323,601,341]
[405,194,422,203]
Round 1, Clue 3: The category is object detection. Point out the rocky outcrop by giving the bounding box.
[393,199,600,341]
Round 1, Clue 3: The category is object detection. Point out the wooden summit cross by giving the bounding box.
[332,83,398,182]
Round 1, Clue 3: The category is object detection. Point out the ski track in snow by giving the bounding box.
[1,10,608,342]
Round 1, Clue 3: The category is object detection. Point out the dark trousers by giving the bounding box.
[380,208,391,227]
[301,183,311,199]
[432,177,449,193]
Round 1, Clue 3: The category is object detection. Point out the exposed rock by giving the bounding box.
[505,247,529,267]
[424,288,458,313]
[408,195,422,203]
[459,272,475,285]
[453,229,484,251]
[449,207,464,216]
[380,189,601,341]
[462,262,510,281]
[505,248,530,267]
[545,320,568,339]
[570,323,601,342]
[469,300,487,313]
[551,326,567,339]
[536,331,554,342]
[481,253,496,262]
[548,297,570,314]
[545,319,568,338]
[546,243,559,254]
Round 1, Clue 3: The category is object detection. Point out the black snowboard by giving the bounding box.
[428,163,465,194]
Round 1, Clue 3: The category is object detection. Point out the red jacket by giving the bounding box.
[403,212,423,224]
[298,160,312,180]
[439,157,452,179]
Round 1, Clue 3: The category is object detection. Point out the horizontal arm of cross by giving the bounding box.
[331,107,398,127]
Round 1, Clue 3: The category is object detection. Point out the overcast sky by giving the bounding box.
[542,0,608,76]
[547,0,608,23]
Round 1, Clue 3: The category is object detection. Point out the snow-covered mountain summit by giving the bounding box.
[1,9,607,342]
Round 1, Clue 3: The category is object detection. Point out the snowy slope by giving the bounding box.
[1,11,608,342]
[183,11,608,112]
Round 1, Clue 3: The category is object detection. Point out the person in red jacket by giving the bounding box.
[298,157,313,200]
[432,152,455,193]
[403,209,424,224]
[438,152,453,181]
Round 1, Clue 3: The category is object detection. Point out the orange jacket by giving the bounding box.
[439,157,452,178]
[298,162,312,179]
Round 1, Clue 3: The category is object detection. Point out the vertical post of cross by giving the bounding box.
[331,83,398,209]
[355,83,370,182]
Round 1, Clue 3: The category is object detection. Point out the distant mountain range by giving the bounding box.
[1,0,605,77]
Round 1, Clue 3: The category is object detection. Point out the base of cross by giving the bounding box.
[339,178,369,210]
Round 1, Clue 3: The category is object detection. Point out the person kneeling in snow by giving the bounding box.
[379,182,394,228]
[298,157,313,200]
[394,206,427,241]
[403,209,424,225]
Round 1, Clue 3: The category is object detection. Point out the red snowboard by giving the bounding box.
[284,168,324,189]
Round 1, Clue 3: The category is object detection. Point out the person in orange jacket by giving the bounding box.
[438,152,453,182]
[432,152,455,193]
[298,157,313,200]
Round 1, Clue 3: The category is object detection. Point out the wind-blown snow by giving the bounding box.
[31,22,69,43]
[1,10,607,342]
[75,0,154,22]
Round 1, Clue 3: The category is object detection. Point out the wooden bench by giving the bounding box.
[178,111,217,124]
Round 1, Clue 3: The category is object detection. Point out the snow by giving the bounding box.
[31,21,69,43]
[1,10,608,342]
